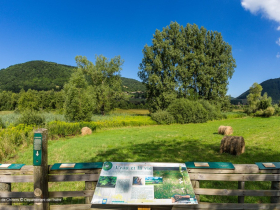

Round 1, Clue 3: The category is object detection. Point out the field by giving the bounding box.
[1,110,279,204]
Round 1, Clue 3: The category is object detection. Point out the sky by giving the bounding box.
[0,0,280,97]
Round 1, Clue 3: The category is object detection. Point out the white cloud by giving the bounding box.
[277,26,280,30]
[241,0,280,24]
[277,38,280,46]
[277,52,280,58]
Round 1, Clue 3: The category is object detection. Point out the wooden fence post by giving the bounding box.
[191,180,200,203]
[33,128,49,210]
[270,170,280,203]
[0,183,11,205]
[238,181,245,203]
[85,173,96,204]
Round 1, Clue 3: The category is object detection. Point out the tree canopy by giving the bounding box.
[65,55,124,117]
[138,22,236,112]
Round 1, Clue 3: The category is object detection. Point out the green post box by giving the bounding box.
[33,133,42,166]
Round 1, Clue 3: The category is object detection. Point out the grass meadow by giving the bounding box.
[2,112,279,204]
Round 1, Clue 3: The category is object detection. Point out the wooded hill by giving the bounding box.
[0,60,145,93]
[236,78,280,103]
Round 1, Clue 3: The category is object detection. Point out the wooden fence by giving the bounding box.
[0,129,280,210]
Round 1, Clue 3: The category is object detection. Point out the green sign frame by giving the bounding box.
[33,133,42,166]
[51,162,103,170]
[185,162,235,169]
[0,164,25,170]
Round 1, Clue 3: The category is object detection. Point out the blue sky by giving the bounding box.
[0,0,280,97]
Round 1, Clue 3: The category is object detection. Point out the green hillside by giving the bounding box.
[121,77,145,92]
[236,78,280,103]
[0,61,145,93]
[0,61,75,92]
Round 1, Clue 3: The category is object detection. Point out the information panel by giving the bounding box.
[91,162,198,205]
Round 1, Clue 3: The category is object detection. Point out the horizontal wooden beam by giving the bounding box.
[172,203,280,209]
[0,175,33,183]
[48,169,101,175]
[48,174,99,182]
[0,191,34,198]
[0,206,35,210]
[194,188,280,196]
[0,165,34,175]
[189,173,280,181]
[48,190,94,198]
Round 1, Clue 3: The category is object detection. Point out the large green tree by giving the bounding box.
[75,55,124,115]
[138,22,236,112]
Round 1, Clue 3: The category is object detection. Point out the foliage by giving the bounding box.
[64,69,94,122]
[246,83,263,112]
[245,83,274,117]
[0,124,34,161]
[199,100,223,120]
[16,110,45,125]
[47,121,97,139]
[0,60,76,92]
[151,110,175,124]
[167,99,208,124]
[0,117,5,128]
[138,22,236,112]
[75,55,124,115]
[263,107,275,117]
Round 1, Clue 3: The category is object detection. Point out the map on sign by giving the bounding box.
[91,162,198,205]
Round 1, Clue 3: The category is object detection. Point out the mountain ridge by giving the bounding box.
[0,60,145,93]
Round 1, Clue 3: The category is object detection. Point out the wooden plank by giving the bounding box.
[172,203,280,209]
[49,190,94,197]
[48,166,101,174]
[188,164,280,174]
[189,173,280,181]
[0,165,34,175]
[0,175,33,183]
[50,204,92,210]
[0,191,34,198]
[194,188,280,196]
[0,206,35,210]
[49,174,99,182]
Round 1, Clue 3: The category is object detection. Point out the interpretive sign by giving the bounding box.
[91,162,198,205]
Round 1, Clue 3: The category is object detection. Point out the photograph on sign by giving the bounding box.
[59,163,76,168]
[194,162,209,167]
[262,163,275,168]
[0,164,11,168]
[91,162,198,205]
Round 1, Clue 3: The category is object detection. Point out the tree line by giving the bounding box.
[0,22,237,123]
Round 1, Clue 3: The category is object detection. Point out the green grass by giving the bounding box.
[6,116,280,204]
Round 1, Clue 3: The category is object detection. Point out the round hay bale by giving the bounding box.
[81,127,92,136]
[220,136,245,156]
[218,126,233,135]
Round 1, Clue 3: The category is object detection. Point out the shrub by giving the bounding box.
[255,109,264,116]
[16,110,45,125]
[273,104,280,116]
[151,110,175,125]
[263,107,275,117]
[47,121,97,139]
[199,100,223,120]
[167,99,208,124]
